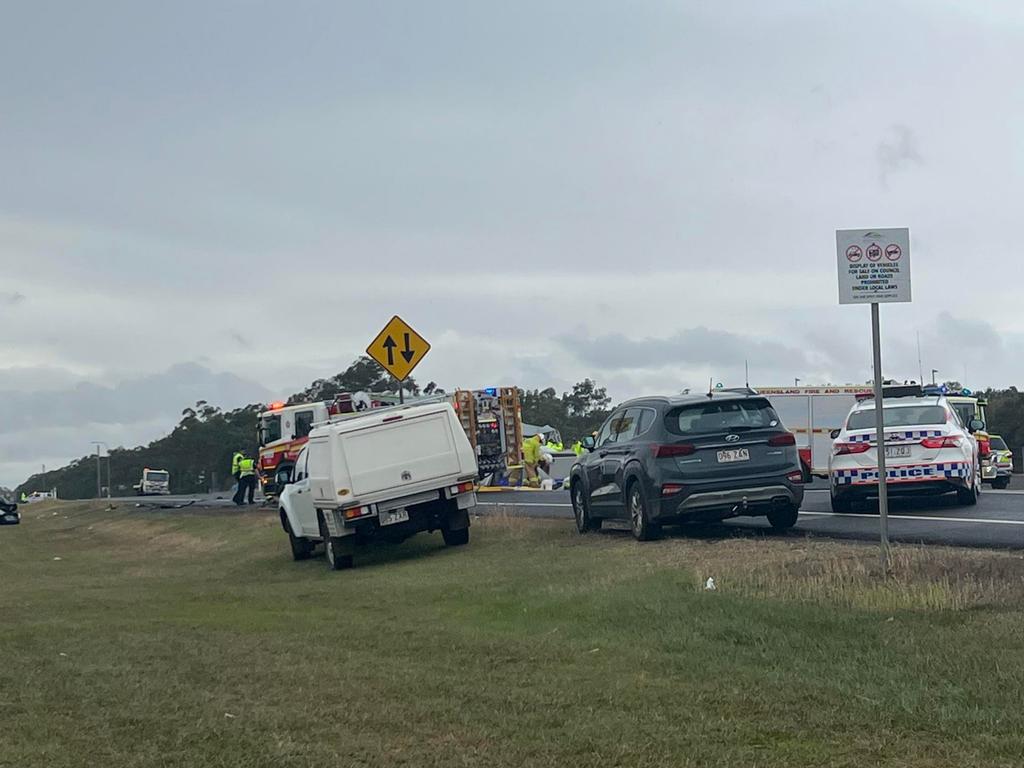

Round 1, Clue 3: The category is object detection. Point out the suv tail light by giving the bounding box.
[786,470,804,484]
[834,442,871,455]
[661,483,685,496]
[921,436,961,449]
[768,433,796,447]
[653,444,696,458]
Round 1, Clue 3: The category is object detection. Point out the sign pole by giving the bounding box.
[398,376,404,404]
[871,302,890,571]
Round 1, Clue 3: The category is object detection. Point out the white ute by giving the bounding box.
[277,401,479,570]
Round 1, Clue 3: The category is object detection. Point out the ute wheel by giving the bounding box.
[628,482,660,542]
[831,493,853,514]
[319,515,353,571]
[442,527,470,546]
[571,479,601,533]
[767,504,799,531]
[283,513,314,561]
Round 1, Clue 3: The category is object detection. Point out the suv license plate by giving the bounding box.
[379,508,410,527]
[717,449,750,463]
[885,446,912,459]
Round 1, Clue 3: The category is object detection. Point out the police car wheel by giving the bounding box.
[830,493,853,514]
[956,481,979,507]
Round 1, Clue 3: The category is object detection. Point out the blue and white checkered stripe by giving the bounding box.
[846,430,943,444]
[832,462,970,485]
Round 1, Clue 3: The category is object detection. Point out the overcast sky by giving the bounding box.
[3,0,1024,487]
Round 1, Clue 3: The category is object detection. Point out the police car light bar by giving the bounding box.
[855,384,924,402]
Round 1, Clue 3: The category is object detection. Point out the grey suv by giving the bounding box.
[569,391,804,540]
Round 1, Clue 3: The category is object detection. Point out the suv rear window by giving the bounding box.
[847,405,947,430]
[665,399,781,435]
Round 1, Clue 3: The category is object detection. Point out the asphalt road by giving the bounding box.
[112,482,1024,549]
[475,482,1024,549]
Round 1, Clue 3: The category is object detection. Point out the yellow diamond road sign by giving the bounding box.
[366,315,431,382]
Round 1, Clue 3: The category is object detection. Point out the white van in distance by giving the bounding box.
[278,401,479,570]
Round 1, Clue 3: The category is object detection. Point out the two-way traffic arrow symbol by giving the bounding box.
[401,333,415,363]
[382,335,397,366]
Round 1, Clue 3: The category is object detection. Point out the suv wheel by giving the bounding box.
[628,482,660,542]
[767,504,799,531]
[572,480,600,533]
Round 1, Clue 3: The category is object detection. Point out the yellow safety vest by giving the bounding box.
[238,458,256,477]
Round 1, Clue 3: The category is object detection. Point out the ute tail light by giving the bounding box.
[448,481,475,495]
[786,470,804,484]
[768,433,796,447]
[921,436,961,449]
[834,442,871,456]
[653,444,696,458]
[343,505,375,521]
[661,483,685,496]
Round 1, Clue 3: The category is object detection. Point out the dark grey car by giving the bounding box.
[569,391,805,540]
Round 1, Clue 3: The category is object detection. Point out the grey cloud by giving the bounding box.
[0,291,26,306]
[876,125,924,187]
[558,328,811,373]
[0,362,270,433]
[229,331,251,349]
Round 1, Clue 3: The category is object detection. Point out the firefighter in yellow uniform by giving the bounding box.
[231,451,244,482]
[522,433,547,488]
[233,455,257,505]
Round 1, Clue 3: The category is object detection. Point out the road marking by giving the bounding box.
[477,501,1024,526]
[801,511,1024,526]
[478,501,572,508]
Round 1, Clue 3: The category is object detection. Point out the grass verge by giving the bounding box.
[2,501,1024,767]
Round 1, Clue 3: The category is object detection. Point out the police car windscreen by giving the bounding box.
[666,399,780,435]
[847,405,946,430]
[990,436,1008,451]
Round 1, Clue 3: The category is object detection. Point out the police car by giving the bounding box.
[829,386,983,513]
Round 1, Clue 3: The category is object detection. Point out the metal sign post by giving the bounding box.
[870,302,889,564]
[837,228,911,573]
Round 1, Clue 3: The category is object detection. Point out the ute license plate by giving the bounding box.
[379,508,410,527]
[717,448,750,463]
[885,446,912,459]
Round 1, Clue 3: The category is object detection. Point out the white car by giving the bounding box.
[278,401,479,570]
[829,392,983,513]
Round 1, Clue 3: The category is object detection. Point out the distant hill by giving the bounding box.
[15,356,616,500]
[14,356,421,500]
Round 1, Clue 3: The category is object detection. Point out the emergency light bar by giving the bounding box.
[854,384,924,402]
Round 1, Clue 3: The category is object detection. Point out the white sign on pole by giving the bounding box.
[835,228,911,305]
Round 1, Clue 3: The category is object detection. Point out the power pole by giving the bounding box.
[94,445,102,499]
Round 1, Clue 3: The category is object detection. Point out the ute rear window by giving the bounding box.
[665,399,780,435]
[847,405,947,430]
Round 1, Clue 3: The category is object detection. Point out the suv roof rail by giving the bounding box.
[708,386,760,398]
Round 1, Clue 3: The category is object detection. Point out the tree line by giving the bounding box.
[23,364,1024,500]
[15,358,611,499]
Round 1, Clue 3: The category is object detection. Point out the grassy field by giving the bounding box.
[3,501,1024,767]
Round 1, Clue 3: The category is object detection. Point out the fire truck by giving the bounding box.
[452,387,524,481]
[257,392,387,498]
